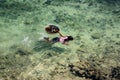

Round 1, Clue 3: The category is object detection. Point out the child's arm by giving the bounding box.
[58,32,64,37]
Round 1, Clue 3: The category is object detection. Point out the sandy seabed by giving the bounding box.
[0,0,120,80]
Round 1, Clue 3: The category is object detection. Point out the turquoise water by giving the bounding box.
[0,0,120,80]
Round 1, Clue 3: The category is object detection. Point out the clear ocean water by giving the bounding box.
[0,0,120,80]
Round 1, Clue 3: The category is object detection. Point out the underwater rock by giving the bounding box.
[0,0,6,3]
[116,34,120,38]
[43,0,52,5]
[104,0,120,4]
[24,21,32,25]
[112,10,120,14]
[0,54,31,79]
[91,33,103,39]
[54,16,61,23]
[68,60,109,80]
[111,66,120,79]
[116,41,120,45]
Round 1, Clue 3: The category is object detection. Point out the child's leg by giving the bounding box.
[44,37,50,42]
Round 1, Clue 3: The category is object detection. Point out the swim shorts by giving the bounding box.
[51,37,59,43]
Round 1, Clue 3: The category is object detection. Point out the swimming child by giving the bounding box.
[44,24,73,45]
[44,36,73,45]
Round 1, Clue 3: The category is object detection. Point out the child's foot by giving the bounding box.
[44,37,49,41]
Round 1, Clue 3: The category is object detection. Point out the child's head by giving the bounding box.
[45,25,59,34]
[65,36,74,41]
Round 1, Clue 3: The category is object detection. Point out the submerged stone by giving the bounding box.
[111,66,120,79]
[43,0,52,5]
[91,33,103,39]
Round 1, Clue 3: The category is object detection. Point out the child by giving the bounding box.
[44,24,73,45]
[44,36,73,45]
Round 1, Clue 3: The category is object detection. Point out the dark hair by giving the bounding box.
[64,36,74,41]
[45,25,60,33]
